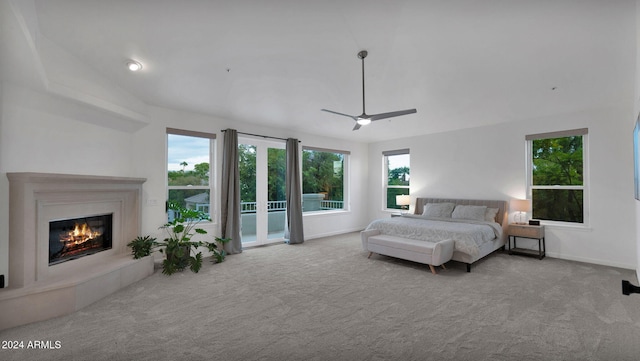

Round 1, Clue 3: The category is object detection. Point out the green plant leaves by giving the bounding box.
[173,224,185,233]
[157,203,230,275]
[212,249,226,264]
[162,258,177,275]
[190,253,203,273]
[126,235,157,259]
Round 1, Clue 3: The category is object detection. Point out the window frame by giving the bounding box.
[166,128,216,223]
[383,148,410,211]
[525,128,589,227]
[301,146,350,214]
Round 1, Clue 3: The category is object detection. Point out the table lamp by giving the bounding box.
[396,195,411,214]
[511,199,532,224]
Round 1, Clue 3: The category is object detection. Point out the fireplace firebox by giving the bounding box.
[49,213,113,265]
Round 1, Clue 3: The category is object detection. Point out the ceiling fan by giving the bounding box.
[322,50,417,131]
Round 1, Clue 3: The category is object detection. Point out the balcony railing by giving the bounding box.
[320,200,343,210]
[240,199,343,213]
[240,200,286,213]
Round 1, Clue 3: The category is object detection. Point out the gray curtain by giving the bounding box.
[221,129,242,254]
[285,138,304,244]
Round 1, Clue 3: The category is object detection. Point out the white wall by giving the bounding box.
[1,86,137,175]
[368,106,637,269]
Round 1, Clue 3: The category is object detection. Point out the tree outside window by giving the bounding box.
[528,129,587,224]
[302,148,346,212]
[384,150,410,210]
[238,144,257,206]
[237,145,345,213]
[237,144,287,207]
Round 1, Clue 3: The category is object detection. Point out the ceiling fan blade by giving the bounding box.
[369,109,417,121]
[321,109,358,121]
[322,51,417,130]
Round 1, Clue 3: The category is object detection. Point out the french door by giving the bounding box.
[238,138,286,246]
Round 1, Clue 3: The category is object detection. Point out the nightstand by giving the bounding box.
[508,224,545,259]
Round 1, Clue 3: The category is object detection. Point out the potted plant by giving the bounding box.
[206,236,231,264]
[128,202,231,275]
[127,235,157,259]
[157,202,211,275]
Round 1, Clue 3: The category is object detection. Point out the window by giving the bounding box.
[302,147,348,213]
[383,149,410,210]
[167,128,215,221]
[526,128,588,224]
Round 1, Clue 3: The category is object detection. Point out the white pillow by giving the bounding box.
[422,203,456,218]
[485,207,499,222]
[451,205,487,221]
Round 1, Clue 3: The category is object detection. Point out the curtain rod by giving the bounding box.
[221,129,300,142]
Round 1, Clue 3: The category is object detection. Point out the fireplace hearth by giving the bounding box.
[49,214,113,265]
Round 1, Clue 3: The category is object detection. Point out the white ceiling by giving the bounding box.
[3,0,636,142]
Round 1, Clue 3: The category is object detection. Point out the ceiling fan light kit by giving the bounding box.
[126,59,143,72]
[322,50,416,131]
[356,117,371,126]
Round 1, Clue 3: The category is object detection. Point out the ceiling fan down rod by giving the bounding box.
[358,50,368,116]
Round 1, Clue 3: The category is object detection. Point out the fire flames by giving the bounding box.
[59,222,101,246]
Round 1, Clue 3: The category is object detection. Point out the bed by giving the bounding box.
[361,198,508,272]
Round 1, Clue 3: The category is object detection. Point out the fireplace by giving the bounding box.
[49,213,113,265]
[1,172,153,331]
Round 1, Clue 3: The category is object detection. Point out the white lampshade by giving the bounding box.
[511,199,532,212]
[396,194,411,207]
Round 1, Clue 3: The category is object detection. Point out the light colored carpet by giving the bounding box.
[1,232,639,361]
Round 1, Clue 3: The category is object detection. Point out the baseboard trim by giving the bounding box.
[305,228,364,241]
[545,251,635,270]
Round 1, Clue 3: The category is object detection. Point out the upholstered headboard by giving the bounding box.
[414,197,508,226]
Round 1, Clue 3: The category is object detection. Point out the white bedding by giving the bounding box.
[364,215,502,259]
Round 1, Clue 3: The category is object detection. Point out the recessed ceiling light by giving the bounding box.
[126,60,143,72]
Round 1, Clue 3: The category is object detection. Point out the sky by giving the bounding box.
[388,154,410,174]
[167,134,211,171]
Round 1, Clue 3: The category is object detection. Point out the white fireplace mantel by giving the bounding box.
[0,172,153,331]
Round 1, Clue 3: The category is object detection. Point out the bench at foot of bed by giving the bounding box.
[365,233,454,275]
